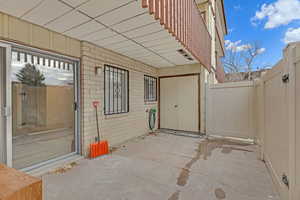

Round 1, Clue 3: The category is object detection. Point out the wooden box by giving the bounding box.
[0,164,42,200]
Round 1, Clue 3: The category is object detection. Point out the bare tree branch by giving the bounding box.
[222,41,267,81]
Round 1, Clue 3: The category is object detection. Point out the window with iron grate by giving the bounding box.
[144,75,157,102]
[104,65,129,115]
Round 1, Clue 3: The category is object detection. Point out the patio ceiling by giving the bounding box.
[0,0,200,68]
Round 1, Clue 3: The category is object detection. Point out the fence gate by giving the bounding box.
[206,81,255,139]
[262,64,290,199]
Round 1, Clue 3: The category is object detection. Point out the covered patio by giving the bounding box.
[43,131,279,200]
[0,0,215,170]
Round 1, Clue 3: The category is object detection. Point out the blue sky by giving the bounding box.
[224,0,300,70]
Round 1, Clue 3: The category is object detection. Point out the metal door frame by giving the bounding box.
[0,40,81,169]
[0,42,12,166]
[0,46,4,164]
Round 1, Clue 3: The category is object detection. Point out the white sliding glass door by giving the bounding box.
[9,46,79,169]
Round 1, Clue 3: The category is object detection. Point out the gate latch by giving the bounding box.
[3,107,11,117]
[282,174,289,188]
[74,102,78,111]
[282,74,289,83]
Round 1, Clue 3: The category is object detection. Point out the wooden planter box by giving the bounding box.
[0,164,42,200]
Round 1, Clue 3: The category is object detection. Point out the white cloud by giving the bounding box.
[284,27,300,44]
[251,0,300,29]
[257,48,266,54]
[225,40,251,52]
[225,40,267,54]
[236,44,252,52]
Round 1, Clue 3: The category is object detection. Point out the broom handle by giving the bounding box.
[95,106,100,142]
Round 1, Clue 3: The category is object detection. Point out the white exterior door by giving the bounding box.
[160,75,199,132]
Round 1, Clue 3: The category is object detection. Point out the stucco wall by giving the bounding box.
[81,42,158,156]
[0,12,80,58]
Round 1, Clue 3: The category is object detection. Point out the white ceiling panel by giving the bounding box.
[129,53,156,60]
[136,53,160,59]
[124,54,152,61]
[142,37,177,48]
[118,48,151,56]
[22,0,71,26]
[60,0,89,7]
[153,48,178,55]
[64,20,105,38]
[164,55,188,63]
[113,42,145,52]
[78,0,132,18]
[149,43,182,52]
[133,30,171,43]
[0,0,42,17]
[142,58,173,67]
[96,35,128,47]
[121,49,151,57]
[97,1,146,26]
[112,13,155,33]
[139,57,174,67]
[108,40,138,51]
[123,22,163,38]
[140,55,165,62]
[160,52,179,57]
[154,60,174,66]
[82,29,117,42]
[46,10,90,33]
[165,60,183,65]
[147,42,179,50]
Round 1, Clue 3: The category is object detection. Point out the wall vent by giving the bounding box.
[177,49,194,61]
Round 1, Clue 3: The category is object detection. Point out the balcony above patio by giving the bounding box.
[0,0,211,69]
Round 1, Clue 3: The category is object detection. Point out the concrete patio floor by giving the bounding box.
[43,132,279,200]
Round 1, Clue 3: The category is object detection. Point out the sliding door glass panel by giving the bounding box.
[11,48,77,169]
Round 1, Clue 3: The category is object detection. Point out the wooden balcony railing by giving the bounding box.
[142,0,212,70]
